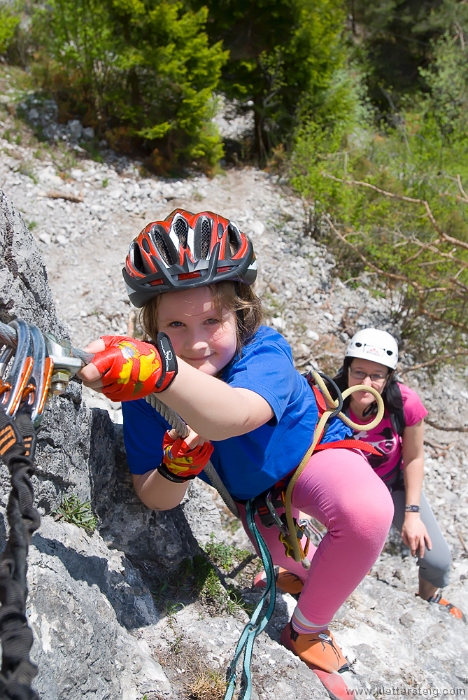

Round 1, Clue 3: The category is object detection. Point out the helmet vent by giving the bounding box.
[132,243,146,273]
[194,216,212,259]
[227,223,241,256]
[200,219,211,258]
[174,217,189,248]
[150,225,173,266]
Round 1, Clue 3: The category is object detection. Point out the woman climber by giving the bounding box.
[328,328,464,621]
[79,209,394,698]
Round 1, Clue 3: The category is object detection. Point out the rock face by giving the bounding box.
[0,189,65,336]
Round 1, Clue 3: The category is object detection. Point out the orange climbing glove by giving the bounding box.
[158,432,214,482]
[91,333,177,401]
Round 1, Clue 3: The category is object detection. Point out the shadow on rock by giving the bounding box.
[87,405,202,578]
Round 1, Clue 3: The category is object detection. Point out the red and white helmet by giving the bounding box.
[123,209,258,308]
[346,328,399,369]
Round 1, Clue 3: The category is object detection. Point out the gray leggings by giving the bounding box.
[391,489,452,588]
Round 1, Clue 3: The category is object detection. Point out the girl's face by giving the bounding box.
[348,357,389,413]
[157,287,238,376]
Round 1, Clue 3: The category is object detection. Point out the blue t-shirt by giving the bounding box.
[122,326,351,500]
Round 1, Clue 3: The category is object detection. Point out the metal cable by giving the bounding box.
[145,395,239,517]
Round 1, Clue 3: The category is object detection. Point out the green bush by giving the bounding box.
[31,0,228,171]
[0,2,20,55]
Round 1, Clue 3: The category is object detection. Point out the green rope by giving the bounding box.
[224,500,276,700]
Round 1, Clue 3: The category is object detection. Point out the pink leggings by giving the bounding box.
[239,449,394,627]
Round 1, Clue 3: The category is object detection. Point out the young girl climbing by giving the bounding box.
[79,210,394,694]
[330,328,464,621]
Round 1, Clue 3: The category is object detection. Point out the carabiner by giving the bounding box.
[22,326,54,426]
[0,320,34,418]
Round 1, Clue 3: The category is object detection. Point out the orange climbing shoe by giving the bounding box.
[280,623,350,674]
[426,593,466,621]
[254,566,304,596]
[280,623,353,700]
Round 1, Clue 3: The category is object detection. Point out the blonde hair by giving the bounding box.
[140,282,263,353]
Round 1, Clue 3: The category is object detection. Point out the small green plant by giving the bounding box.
[204,536,236,569]
[164,602,185,654]
[27,220,38,230]
[53,495,97,532]
[18,161,38,183]
[185,666,226,700]
[102,177,108,188]
[150,547,255,618]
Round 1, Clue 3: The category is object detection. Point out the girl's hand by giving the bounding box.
[78,334,178,401]
[401,515,432,558]
[166,428,209,448]
[162,428,213,480]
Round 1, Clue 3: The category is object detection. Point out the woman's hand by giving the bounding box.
[401,514,432,558]
[77,334,177,400]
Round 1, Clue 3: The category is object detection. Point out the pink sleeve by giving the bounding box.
[399,383,428,426]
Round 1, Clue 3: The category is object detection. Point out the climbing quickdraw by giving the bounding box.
[0,320,90,700]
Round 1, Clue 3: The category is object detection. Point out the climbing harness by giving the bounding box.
[0,320,90,700]
[282,370,385,567]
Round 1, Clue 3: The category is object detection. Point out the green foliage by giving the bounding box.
[53,495,98,532]
[204,535,236,569]
[196,0,346,162]
[348,0,444,112]
[0,2,20,55]
[419,2,468,140]
[290,26,468,362]
[30,0,228,171]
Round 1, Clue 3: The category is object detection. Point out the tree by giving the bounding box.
[348,0,445,113]
[195,0,345,163]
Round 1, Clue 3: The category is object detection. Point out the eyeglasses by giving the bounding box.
[348,368,389,384]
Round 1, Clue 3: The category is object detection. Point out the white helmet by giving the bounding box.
[346,328,398,370]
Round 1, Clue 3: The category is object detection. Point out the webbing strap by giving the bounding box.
[0,413,41,700]
[313,439,381,455]
[223,501,276,700]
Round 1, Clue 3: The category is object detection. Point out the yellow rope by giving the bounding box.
[283,371,385,566]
